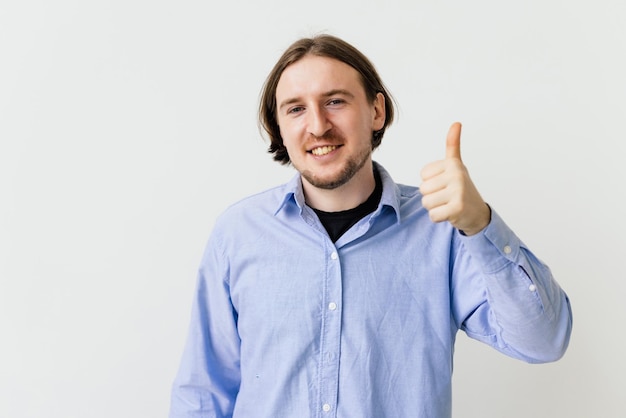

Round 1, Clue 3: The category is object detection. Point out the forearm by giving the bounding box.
[458,210,573,363]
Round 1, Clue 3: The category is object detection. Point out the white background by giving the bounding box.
[1,1,625,417]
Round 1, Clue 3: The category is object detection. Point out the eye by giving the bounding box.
[287,106,305,115]
[327,99,345,106]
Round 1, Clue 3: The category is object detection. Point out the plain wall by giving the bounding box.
[1,1,625,417]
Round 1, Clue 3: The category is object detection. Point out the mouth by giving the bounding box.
[309,145,340,156]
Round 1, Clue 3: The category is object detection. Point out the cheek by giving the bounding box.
[277,128,298,154]
[278,120,301,143]
[276,119,287,140]
[277,124,290,143]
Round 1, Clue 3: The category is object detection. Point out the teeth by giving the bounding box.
[311,146,337,156]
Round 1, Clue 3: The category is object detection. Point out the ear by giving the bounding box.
[372,92,386,131]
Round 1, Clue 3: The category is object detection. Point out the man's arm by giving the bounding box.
[169,236,241,417]
[421,122,572,361]
[452,210,572,362]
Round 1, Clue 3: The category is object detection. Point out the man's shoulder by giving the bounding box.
[221,183,288,217]
[395,182,421,199]
[375,162,421,201]
[383,179,422,206]
[206,182,295,249]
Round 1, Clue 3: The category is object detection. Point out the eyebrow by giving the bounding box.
[278,89,355,111]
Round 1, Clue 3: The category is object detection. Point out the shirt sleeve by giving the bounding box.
[169,233,241,418]
[451,209,573,363]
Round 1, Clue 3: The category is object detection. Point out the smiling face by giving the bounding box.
[275,55,385,192]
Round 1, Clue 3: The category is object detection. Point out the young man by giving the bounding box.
[169,34,572,418]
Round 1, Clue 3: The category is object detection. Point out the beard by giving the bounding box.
[297,138,372,190]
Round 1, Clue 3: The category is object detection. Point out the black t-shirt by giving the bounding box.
[312,169,382,243]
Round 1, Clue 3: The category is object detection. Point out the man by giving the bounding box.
[169,34,572,418]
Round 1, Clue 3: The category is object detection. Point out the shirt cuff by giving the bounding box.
[459,209,523,274]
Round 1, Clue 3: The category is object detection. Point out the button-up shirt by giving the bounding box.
[169,162,572,418]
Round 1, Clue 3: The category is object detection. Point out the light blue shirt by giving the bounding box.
[169,163,572,418]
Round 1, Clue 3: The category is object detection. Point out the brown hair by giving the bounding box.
[259,34,396,165]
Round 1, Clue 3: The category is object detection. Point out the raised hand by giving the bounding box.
[419,122,491,236]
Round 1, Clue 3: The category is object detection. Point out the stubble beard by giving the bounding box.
[298,143,372,190]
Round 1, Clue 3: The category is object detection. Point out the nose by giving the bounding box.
[306,106,332,138]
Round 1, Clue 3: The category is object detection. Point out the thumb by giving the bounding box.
[445,121,462,160]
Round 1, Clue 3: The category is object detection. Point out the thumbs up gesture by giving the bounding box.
[420,122,491,236]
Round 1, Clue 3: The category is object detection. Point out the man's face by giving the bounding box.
[275,55,385,190]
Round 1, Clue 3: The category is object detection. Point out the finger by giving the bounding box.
[445,122,462,161]
[421,188,450,211]
[420,160,445,182]
[420,175,447,196]
[425,203,453,224]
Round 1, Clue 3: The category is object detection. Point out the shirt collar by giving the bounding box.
[274,161,402,224]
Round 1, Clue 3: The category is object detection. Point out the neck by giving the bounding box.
[302,162,376,212]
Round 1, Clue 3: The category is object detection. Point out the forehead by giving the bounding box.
[275,55,365,100]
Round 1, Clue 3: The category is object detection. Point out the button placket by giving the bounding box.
[318,247,342,417]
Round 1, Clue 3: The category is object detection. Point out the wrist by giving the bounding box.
[459,203,491,236]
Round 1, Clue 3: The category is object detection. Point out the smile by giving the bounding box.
[310,145,338,156]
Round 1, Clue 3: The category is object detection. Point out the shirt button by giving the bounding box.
[529,284,537,292]
[330,252,338,260]
[328,302,337,311]
[503,245,512,254]
[322,403,331,412]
